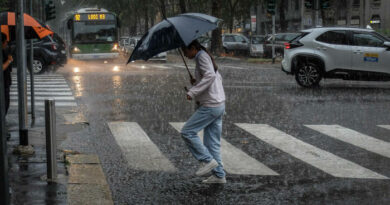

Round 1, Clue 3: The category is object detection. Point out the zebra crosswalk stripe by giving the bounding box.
[108,122,177,172]
[169,122,279,176]
[306,125,390,159]
[10,74,77,107]
[235,123,388,179]
[378,125,390,130]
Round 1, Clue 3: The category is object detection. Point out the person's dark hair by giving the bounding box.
[184,40,218,72]
[1,33,7,44]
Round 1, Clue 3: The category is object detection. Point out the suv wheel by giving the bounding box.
[295,63,322,88]
[32,58,46,74]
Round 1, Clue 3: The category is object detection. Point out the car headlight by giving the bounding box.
[73,46,80,52]
[112,43,119,51]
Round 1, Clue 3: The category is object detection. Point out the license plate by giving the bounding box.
[61,50,66,54]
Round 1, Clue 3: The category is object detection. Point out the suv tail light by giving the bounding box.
[284,42,303,49]
[51,44,58,50]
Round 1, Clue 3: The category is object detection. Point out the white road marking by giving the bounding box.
[169,122,278,176]
[11,85,70,88]
[12,77,66,81]
[10,92,73,96]
[10,96,75,101]
[10,88,72,92]
[378,125,390,130]
[235,123,388,179]
[108,122,177,172]
[12,82,68,85]
[10,101,77,107]
[306,125,390,158]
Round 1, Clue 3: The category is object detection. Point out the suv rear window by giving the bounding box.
[316,30,348,45]
[284,33,300,41]
[290,32,309,42]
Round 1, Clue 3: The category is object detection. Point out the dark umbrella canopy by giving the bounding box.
[127,13,220,63]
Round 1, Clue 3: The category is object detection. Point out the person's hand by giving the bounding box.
[186,94,192,101]
[7,55,13,63]
[190,78,196,85]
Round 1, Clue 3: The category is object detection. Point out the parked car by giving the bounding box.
[222,34,250,55]
[51,33,67,66]
[250,35,266,57]
[9,35,60,74]
[198,36,211,50]
[119,36,130,52]
[281,27,390,87]
[263,33,300,58]
[126,36,167,61]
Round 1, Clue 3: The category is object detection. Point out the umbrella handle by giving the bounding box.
[178,49,195,81]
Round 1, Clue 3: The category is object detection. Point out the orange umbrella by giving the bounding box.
[0,12,53,41]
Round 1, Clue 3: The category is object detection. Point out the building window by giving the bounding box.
[371,0,381,7]
[351,16,360,26]
[295,0,299,10]
[352,0,360,8]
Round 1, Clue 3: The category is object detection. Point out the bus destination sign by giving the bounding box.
[74,13,113,21]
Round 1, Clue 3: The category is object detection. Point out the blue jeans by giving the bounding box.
[181,105,225,178]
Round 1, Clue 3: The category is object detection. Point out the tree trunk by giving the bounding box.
[144,1,149,33]
[279,0,288,32]
[159,0,167,19]
[211,0,222,55]
[179,0,186,13]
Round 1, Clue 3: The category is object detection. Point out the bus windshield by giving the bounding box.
[73,21,116,43]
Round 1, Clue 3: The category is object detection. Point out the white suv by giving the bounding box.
[281,27,390,87]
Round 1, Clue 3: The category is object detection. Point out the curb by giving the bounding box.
[65,154,114,205]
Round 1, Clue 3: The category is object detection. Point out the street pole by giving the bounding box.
[314,0,320,27]
[301,0,305,30]
[272,14,275,64]
[16,0,29,145]
[29,0,35,126]
[0,32,10,205]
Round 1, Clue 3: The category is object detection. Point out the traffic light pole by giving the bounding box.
[16,0,29,145]
[272,14,275,64]
[29,0,35,126]
[314,0,320,27]
[0,33,10,205]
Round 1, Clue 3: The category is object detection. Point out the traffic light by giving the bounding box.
[266,0,276,15]
[304,0,313,9]
[321,0,330,9]
[45,0,56,21]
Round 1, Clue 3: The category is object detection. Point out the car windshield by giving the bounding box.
[73,21,116,43]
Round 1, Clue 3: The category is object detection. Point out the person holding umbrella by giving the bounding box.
[181,40,226,184]
[2,32,13,140]
[127,13,227,183]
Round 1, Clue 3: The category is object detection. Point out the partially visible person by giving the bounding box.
[2,32,13,140]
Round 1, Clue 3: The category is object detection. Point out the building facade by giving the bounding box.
[255,0,390,36]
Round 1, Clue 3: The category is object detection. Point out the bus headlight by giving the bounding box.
[73,46,81,52]
[112,43,119,51]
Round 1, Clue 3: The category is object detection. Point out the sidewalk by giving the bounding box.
[5,103,113,204]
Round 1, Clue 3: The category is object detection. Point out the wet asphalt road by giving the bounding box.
[58,57,390,204]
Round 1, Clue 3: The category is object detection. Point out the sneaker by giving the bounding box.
[202,175,226,184]
[195,159,218,176]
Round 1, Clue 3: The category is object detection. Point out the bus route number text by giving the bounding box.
[88,14,106,20]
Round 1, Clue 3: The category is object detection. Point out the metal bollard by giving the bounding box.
[45,99,57,181]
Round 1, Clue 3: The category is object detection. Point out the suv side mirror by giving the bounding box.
[384,42,390,50]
